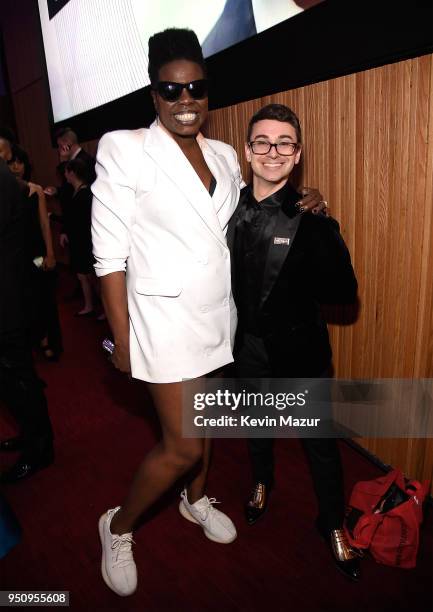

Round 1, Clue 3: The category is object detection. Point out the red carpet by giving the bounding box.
[1,267,432,611]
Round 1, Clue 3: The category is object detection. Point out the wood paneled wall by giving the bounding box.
[205,55,433,492]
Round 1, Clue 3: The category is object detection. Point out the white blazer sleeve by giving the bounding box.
[91,132,138,277]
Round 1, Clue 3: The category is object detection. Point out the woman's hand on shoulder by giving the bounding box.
[297,186,329,216]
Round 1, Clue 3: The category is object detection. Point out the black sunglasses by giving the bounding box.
[154,79,208,102]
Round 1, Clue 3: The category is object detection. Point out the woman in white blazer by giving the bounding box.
[92,29,242,597]
[92,28,322,597]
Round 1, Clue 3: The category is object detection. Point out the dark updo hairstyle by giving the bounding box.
[65,158,93,184]
[11,143,32,181]
[148,28,206,86]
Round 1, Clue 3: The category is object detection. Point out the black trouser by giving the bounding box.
[0,330,53,456]
[235,332,344,533]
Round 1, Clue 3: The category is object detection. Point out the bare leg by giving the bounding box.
[186,437,212,503]
[110,381,204,535]
[77,273,93,313]
[186,368,223,502]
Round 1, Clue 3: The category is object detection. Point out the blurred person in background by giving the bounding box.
[8,144,63,361]
[0,135,54,483]
[44,128,96,300]
[63,157,104,318]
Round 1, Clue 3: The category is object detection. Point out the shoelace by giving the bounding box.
[198,497,220,521]
[111,533,135,567]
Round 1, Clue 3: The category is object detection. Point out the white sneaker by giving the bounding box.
[179,489,237,544]
[98,507,137,596]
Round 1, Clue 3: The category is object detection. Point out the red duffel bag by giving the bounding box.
[344,469,430,568]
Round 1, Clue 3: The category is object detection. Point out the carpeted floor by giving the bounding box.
[1,267,432,611]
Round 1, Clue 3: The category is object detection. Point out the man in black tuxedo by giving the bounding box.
[0,136,54,483]
[227,104,360,580]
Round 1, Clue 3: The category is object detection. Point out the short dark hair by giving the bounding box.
[65,158,92,183]
[11,144,32,181]
[148,28,206,86]
[55,127,78,144]
[247,104,302,143]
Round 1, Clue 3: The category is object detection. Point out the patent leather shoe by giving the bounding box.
[0,450,54,484]
[318,524,361,581]
[0,437,23,453]
[245,482,270,525]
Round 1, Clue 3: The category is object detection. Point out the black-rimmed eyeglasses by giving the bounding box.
[154,79,208,102]
[248,140,299,156]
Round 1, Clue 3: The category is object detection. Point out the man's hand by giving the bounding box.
[59,233,69,248]
[297,187,329,216]
[42,254,56,271]
[111,341,131,375]
[44,186,58,196]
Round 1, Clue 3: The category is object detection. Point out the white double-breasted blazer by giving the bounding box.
[91,120,243,383]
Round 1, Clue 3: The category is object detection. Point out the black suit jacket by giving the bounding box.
[227,184,358,377]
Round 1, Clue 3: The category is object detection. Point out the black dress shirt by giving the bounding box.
[234,181,298,335]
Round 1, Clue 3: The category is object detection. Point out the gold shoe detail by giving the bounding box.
[248,483,267,510]
[330,529,359,562]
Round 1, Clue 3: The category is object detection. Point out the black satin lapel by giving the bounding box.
[227,195,248,298]
[227,189,249,251]
[226,205,239,252]
[260,208,302,308]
